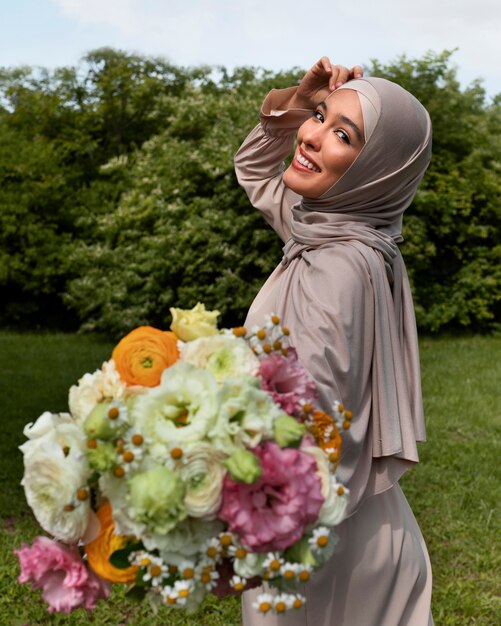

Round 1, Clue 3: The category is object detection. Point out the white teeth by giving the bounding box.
[296,154,320,172]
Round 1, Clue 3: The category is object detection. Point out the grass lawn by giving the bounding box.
[0,332,499,625]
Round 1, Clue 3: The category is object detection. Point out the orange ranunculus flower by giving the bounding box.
[85,500,138,584]
[112,326,179,387]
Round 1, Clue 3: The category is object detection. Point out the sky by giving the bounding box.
[0,0,500,98]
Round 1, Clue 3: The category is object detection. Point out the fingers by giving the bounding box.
[350,65,364,79]
[314,58,365,90]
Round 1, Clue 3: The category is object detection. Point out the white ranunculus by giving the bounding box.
[68,359,128,423]
[21,440,91,542]
[180,335,259,382]
[21,411,86,460]
[303,446,349,526]
[178,443,227,519]
[132,361,220,446]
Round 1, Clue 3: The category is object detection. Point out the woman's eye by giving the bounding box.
[313,110,324,122]
[335,129,350,144]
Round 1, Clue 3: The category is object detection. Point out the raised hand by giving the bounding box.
[291,56,364,109]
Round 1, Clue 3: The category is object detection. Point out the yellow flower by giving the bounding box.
[170,303,220,342]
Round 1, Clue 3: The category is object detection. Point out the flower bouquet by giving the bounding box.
[15,304,352,616]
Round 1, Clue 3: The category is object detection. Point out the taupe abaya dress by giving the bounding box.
[235,79,434,626]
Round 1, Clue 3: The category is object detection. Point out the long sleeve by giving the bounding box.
[234,87,312,243]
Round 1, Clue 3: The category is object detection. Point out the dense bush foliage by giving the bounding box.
[0,49,499,336]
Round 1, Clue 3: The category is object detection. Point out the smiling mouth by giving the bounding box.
[295,153,321,173]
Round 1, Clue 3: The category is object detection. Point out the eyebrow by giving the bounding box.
[318,101,364,144]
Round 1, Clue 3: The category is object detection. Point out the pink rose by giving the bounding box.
[219,441,324,552]
[258,348,317,417]
[14,536,110,614]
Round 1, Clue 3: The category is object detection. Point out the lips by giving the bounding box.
[294,150,321,173]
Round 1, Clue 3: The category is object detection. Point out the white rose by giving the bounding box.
[303,446,349,526]
[21,440,91,542]
[178,444,227,519]
[180,335,259,382]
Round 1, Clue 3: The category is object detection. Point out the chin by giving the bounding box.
[283,167,307,196]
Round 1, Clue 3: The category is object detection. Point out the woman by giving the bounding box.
[235,57,434,625]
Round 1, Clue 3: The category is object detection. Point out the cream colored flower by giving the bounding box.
[68,360,128,424]
[21,411,85,459]
[177,443,227,519]
[21,439,91,542]
[170,303,220,342]
[180,335,259,382]
[303,446,349,526]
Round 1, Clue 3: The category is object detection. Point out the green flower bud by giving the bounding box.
[273,414,306,448]
[224,448,262,484]
[84,403,118,440]
[85,441,116,472]
[284,536,318,567]
[127,466,187,534]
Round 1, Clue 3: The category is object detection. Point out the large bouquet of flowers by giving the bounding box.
[15,304,352,616]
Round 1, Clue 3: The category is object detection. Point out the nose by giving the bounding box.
[300,120,324,151]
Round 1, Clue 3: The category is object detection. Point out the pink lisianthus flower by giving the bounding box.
[219,441,324,552]
[258,348,317,417]
[14,536,110,614]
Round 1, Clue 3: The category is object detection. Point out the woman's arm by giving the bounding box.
[233,88,308,242]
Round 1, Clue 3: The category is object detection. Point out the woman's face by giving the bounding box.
[283,89,365,198]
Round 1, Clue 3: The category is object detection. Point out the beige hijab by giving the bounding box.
[247,78,432,513]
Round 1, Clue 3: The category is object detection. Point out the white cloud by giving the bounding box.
[46,0,501,95]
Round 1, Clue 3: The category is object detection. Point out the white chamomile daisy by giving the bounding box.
[162,585,179,607]
[291,593,306,610]
[227,544,248,560]
[229,575,247,592]
[273,593,295,614]
[173,579,195,606]
[309,526,331,553]
[202,537,221,561]
[142,556,168,586]
[263,552,284,575]
[296,563,313,583]
[280,561,301,581]
[196,563,219,590]
[253,593,275,614]
[178,560,196,581]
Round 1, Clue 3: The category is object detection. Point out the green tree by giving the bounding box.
[64,68,302,336]
[0,50,195,328]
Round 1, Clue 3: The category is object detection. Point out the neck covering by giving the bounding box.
[249,78,432,512]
